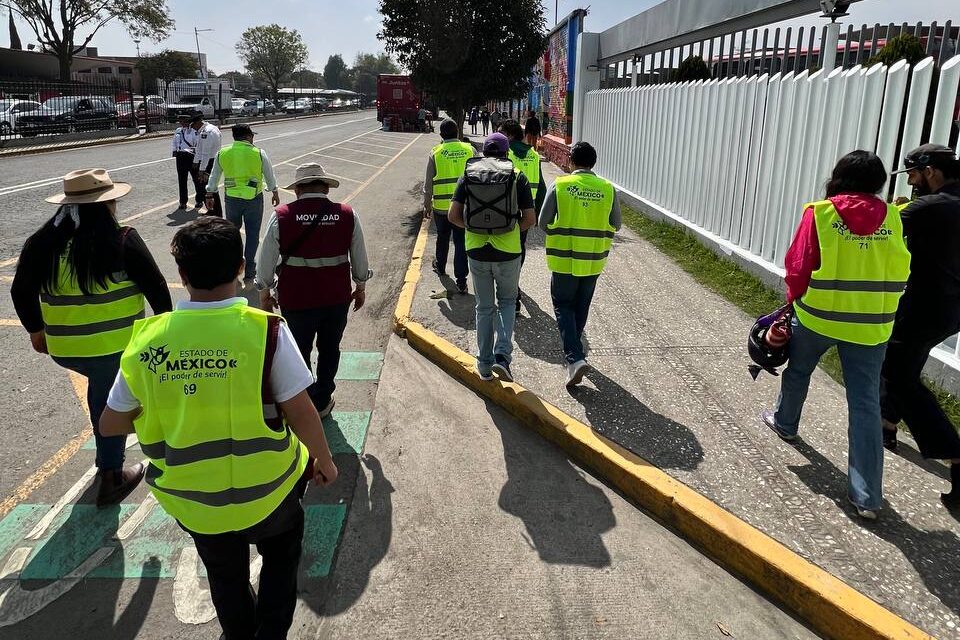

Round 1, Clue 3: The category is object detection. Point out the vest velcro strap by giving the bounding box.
[807,279,907,293]
[794,299,896,325]
[140,431,292,467]
[145,441,302,507]
[545,248,611,261]
[432,177,460,185]
[224,178,237,187]
[41,284,141,307]
[284,254,349,268]
[544,227,616,239]
[44,310,145,337]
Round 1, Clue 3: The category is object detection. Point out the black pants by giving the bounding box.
[880,296,960,460]
[433,214,468,283]
[284,304,350,409]
[175,152,201,206]
[186,479,307,640]
[195,164,223,217]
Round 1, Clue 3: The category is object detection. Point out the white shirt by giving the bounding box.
[171,126,197,154]
[106,297,314,412]
[192,122,222,171]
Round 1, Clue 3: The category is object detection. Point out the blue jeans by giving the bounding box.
[53,353,125,470]
[774,317,887,510]
[225,192,264,279]
[550,273,599,365]
[469,257,520,374]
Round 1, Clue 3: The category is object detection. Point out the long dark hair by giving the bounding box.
[825,150,888,197]
[23,202,124,295]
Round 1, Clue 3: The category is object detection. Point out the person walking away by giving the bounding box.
[539,142,620,388]
[423,118,474,293]
[205,123,280,283]
[101,216,338,640]
[501,119,547,315]
[417,107,428,132]
[880,144,960,507]
[172,114,201,209]
[256,163,372,418]
[468,107,479,135]
[11,168,172,506]
[448,133,536,382]
[761,151,911,520]
[191,111,222,217]
[481,109,490,136]
[524,109,542,149]
[490,110,502,134]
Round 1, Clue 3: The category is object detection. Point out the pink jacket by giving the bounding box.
[784,194,889,303]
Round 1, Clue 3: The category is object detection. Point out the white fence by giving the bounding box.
[582,54,960,370]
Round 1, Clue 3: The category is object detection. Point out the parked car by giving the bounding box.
[0,99,42,135]
[117,100,166,127]
[260,100,277,114]
[284,98,312,114]
[231,98,247,115]
[166,94,216,121]
[309,98,328,112]
[17,96,118,136]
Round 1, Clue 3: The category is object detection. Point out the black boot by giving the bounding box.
[942,463,960,508]
[97,463,146,507]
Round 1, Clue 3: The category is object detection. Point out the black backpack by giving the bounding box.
[463,157,518,234]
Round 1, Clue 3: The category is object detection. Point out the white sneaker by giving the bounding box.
[848,498,879,520]
[319,397,336,419]
[565,360,589,388]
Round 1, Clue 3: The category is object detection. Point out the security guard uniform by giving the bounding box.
[192,118,223,216]
[172,123,201,208]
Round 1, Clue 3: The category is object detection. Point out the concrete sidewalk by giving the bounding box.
[410,162,960,638]
[304,335,817,639]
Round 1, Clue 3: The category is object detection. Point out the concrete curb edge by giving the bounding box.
[392,215,931,640]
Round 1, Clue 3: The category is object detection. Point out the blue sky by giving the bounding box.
[7,0,958,74]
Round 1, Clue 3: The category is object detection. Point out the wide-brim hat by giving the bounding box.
[45,168,131,204]
[285,162,340,190]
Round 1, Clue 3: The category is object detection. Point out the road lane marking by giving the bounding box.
[314,154,383,169]
[342,133,424,203]
[24,465,98,540]
[339,139,402,151]
[333,145,394,158]
[272,128,382,167]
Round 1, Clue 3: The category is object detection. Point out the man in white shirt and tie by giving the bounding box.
[190,111,223,216]
[172,114,201,209]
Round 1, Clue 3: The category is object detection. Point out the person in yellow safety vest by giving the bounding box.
[206,123,281,283]
[423,118,476,293]
[11,168,172,506]
[500,118,547,316]
[538,142,621,388]
[100,217,338,639]
[761,151,911,520]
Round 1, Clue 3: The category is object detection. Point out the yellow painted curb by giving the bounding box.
[391,217,932,639]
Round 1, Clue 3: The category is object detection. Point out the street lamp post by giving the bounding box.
[194,27,212,79]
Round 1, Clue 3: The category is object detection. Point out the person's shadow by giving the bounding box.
[514,294,590,365]
[7,483,158,638]
[569,368,704,472]
[789,440,960,618]
[165,205,199,227]
[487,400,613,567]
[435,273,476,331]
[299,454,394,617]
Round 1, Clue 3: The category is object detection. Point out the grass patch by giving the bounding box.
[621,204,960,429]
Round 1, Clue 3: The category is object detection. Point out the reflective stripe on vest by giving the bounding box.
[508,148,541,203]
[545,173,616,276]
[41,262,145,358]
[218,142,263,200]
[432,140,473,214]
[794,200,911,345]
[120,302,308,535]
[284,254,349,268]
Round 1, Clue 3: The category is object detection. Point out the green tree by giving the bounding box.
[10,0,173,80]
[866,34,927,67]
[324,54,348,89]
[379,0,546,132]
[350,51,399,95]
[136,49,197,94]
[672,55,711,82]
[300,69,325,89]
[236,24,308,100]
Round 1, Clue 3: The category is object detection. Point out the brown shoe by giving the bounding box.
[96,463,146,507]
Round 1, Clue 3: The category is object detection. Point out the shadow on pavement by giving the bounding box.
[165,206,199,227]
[888,440,951,482]
[514,293,590,366]
[570,368,704,472]
[487,400,614,567]
[790,440,960,617]
[300,454,393,617]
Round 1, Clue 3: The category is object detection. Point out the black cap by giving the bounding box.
[231,123,256,137]
[439,118,458,139]
[892,143,958,174]
[189,110,204,123]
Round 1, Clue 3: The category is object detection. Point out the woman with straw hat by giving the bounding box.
[11,168,173,506]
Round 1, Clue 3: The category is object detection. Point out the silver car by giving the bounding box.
[0,99,42,136]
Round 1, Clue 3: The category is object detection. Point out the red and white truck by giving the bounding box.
[376,74,419,125]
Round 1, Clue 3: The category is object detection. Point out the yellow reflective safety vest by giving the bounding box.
[431,140,474,215]
[218,142,264,200]
[41,253,144,358]
[794,200,911,345]
[545,172,616,276]
[120,301,308,534]
[508,147,541,203]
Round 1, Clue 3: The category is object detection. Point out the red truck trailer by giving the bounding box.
[376,74,420,126]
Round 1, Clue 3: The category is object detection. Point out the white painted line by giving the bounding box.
[173,545,263,624]
[25,464,97,540]
[0,548,29,579]
[114,492,157,541]
[273,128,382,167]
[314,154,383,169]
[345,139,405,151]
[343,133,424,204]
[332,145,394,158]
[324,173,363,184]
[119,199,181,224]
